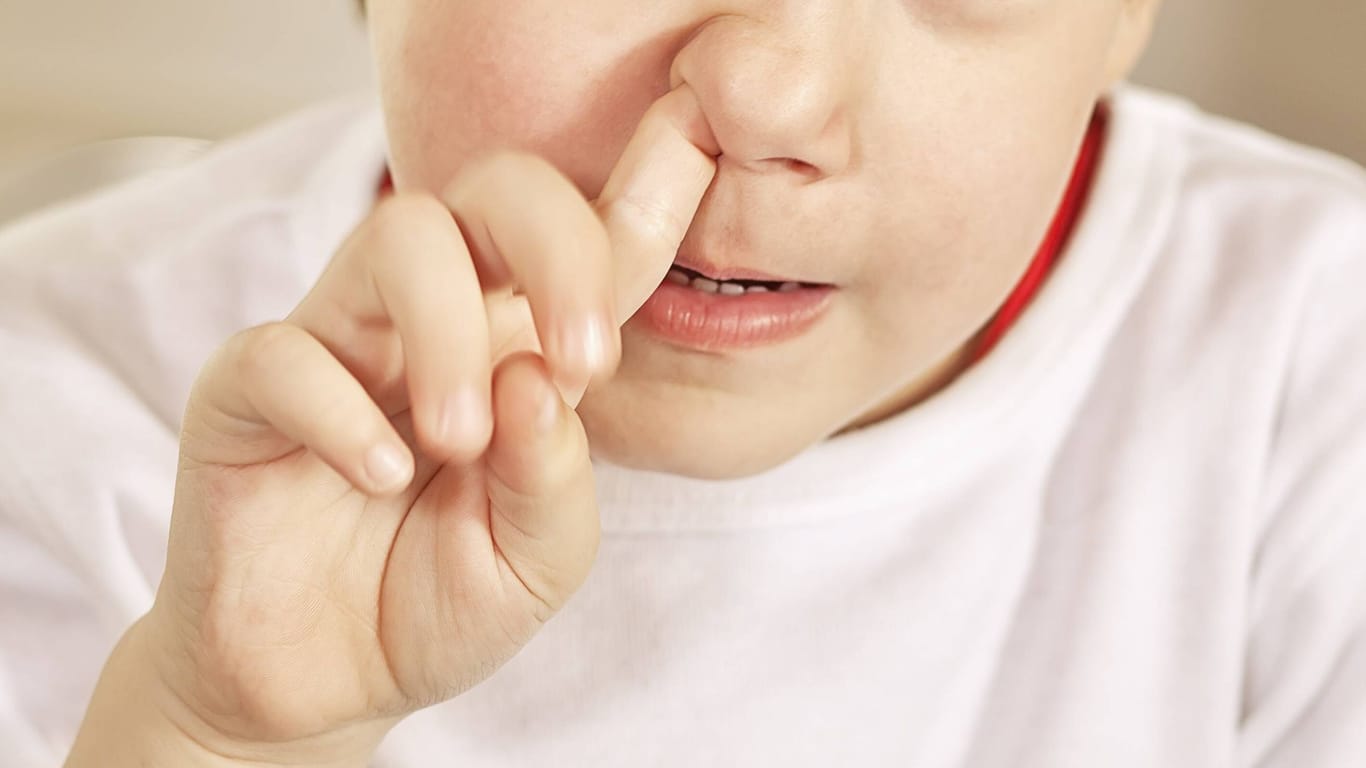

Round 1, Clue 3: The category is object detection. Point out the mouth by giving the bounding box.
[663,263,827,295]
[633,258,837,352]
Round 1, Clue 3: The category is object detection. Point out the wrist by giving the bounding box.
[66,616,389,768]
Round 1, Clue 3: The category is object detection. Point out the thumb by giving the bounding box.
[596,83,720,324]
[483,352,600,613]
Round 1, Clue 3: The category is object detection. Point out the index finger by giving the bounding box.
[595,84,720,324]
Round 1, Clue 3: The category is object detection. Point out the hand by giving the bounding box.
[68,85,718,768]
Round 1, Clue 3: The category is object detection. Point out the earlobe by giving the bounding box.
[1102,0,1162,90]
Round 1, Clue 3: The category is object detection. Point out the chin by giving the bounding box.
[577,387,821,480]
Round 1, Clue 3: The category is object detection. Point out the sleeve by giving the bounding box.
[0,327,179,767]
[1237,209,1366,767]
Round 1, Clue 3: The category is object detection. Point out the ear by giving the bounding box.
[1103,0,1162,89]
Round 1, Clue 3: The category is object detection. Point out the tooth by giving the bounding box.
[718,282,746,296]
[692,278,720,293]
[746,285,770,294]
[778,282,801,293]
[666,269,691,286]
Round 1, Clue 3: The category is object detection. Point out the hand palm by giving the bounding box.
[160,289,576,743]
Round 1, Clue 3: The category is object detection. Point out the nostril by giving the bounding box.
[722,154,823,179]
[762,157,821,178]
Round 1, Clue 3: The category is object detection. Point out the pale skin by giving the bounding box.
[66,2,1158,766]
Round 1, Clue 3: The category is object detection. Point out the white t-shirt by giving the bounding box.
[2,85,1365,768]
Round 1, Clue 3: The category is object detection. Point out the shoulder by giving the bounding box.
[0,95,385,584]
[1081,92,1366,760]
[1115,84,1366,206]
[1087,87,1366,536]
[1115,86,1366,476]
[1113,85,1366,273]
[1113,83,1365,259]
[1101,86,1366,369]
[1115,86,1366,419]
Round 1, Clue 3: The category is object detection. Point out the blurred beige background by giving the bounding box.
[2,0,1364,173]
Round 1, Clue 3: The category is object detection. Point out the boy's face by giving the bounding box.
[369,1,1157,478]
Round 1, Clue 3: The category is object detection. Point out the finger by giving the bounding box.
[186,322,414,497]
[441,153,619,394]
[483,352,600,613]
[595,83,720,322]
[290,193,494,464]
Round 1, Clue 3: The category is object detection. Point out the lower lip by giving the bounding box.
[634,280,836,351]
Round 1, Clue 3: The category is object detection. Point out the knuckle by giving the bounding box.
[525,447,581,499]
[526,417,593,496]
[232,322,303,381]
[551,213,612,281]
[360,192,471,291]
[368,192,453,247]
[484,149,557,182]
[615,192,689,249]
[577,213,613,260]
[449,150,566,202]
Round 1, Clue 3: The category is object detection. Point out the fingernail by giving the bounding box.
[439,389,489,447]
[365,443,412,492]
[558,312,614,375]
[581,315,611,372]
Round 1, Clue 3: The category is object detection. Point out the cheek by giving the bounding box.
[852,22,1106,347]
[376,6,661,197]
[378,21,568,190]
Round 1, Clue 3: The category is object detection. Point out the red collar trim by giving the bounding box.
[971,103,1109,363]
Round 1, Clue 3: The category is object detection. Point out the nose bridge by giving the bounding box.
[673,5,856,177]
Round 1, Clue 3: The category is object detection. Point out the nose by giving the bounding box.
[671,10,856,181]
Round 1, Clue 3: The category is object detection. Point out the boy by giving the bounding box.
[3,0,1365,765]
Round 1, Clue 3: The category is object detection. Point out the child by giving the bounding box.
[3,1,1365,765]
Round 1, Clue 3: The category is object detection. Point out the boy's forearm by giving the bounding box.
[64,618,377,768]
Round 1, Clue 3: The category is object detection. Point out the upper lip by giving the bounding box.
[671,254,831,285]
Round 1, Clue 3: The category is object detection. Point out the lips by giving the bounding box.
[633,256,836,351]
